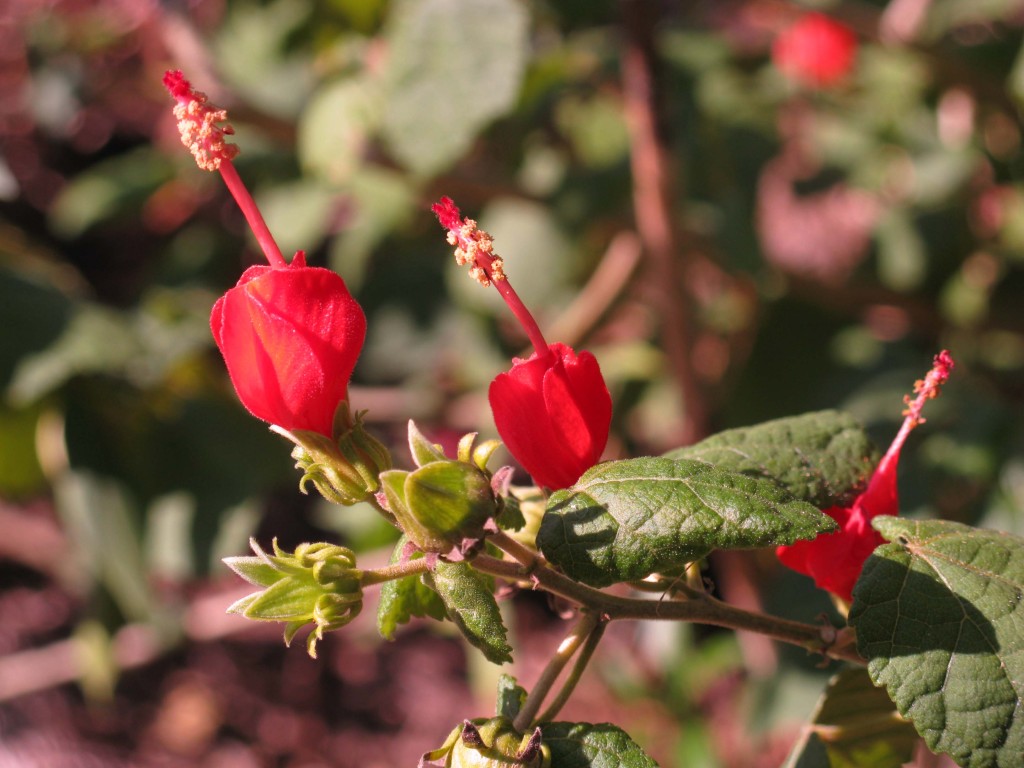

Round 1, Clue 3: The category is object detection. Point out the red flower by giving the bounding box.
[772,12,857,89]
[432,197,612,490]
[165,72,366,438]
[777,351,955,603]
[490,342,611,490]
[211,251,365,437]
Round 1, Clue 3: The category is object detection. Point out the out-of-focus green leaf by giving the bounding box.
[425,559,512,664]
[0,267,73,393]
[255,181,337,258]
[543,721,660,767]
[782,668,918,768]
[665,410,877,509]
[215,0,316,118]
[298,77,381,185]
[48,148,173,238]
[876,209,927,292]
[381,0,528,176]
[0,401,47,497]
[849,518,1024,768]
[538,457,836,587]
[495,673,526,720]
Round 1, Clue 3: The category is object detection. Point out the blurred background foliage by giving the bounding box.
[2,0,1024,765]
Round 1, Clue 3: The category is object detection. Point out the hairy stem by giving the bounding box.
[535,618,607,725]
[512,611,602,732]
[360,557,432,587]
[474,539,862,664]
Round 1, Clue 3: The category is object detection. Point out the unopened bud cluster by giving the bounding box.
[226,539,363,657]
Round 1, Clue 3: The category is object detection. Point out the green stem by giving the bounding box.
[535,618,607,725]
[360,557,431,587]
[512,611,602,733]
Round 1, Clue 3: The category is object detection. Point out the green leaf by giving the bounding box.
[543,722,660,767]
[665,410,878,509]
[782,668,918,768]
[496,673,527,720]
[538,457,837,588]
[381,0,528,177]
[849,518,1024,768]
[243,577,320,620]
[377,536,446,640]
[425,560,512,664]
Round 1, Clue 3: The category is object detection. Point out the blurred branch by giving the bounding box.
[546,230,642,348]
[620,0,708,445]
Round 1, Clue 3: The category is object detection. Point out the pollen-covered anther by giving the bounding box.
[489,258,506,282]
[164,72,239,172]
[469,266,491,287]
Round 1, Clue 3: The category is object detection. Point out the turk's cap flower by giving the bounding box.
[432,197,613,492]
[772,12,858,89]
[777,350,955,603]
[210,250,367,438]
[489,342,611,491]
[226,538,363,658]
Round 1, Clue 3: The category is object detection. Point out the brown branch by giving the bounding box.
[620,0,708,445]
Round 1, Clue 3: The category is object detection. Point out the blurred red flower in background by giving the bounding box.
[772,12,857,88]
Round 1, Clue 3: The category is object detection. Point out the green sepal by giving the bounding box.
[404,460,498,553]
[421,717,549,768]
[408,419,448,467]
[223,555,281,587]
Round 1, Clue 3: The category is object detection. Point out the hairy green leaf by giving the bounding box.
[665,410,878,509]
[782,668,918,768]
[543,721,659,767]
[377,536,446,640]
[426,560,512,664]
[538,457,836,587]
[496,673,527,720]
[849,518,1024,768]
[382,0,528,177]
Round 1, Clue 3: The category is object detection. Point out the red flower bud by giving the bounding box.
[489,342,611,491]
[772,12,857,89]
[777,351,954,603]
[210,251,366,437]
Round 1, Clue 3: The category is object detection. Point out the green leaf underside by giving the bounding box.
[377,536,446,640]
[425,560,512,665]
[782,668,918,768]
[665,410,878,509]
[849,518,1024,768]
[538,457,837,588]
[543,722,660,767]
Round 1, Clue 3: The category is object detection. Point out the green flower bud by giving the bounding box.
[225,538,364,658]
[420,718,550,768]
[274,403,392,506]
[382,459,498,556]
[382,422,507,558]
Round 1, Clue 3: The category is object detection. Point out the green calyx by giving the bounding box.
[420,718,550,768]
[275,402,392,506]
[381,422,504,556]
[225,538,364,658]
